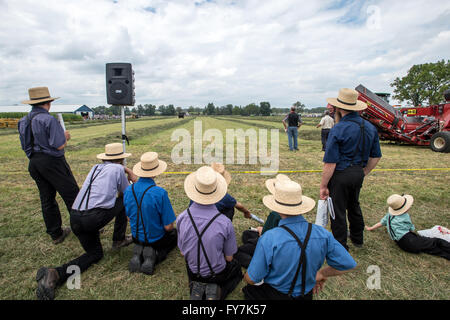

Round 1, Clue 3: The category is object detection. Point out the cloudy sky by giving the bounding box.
[0,0,449,109]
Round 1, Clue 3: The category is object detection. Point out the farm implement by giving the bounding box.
[356,84,450,153]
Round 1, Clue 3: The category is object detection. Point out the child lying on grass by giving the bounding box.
[365,194,450,260]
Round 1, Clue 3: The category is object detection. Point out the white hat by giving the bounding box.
[184,166,228,205]
[327,88,367,111]
[133,152,167,177]
[96,143,131,160]
[262,180,315,215]
[387,194,414,216]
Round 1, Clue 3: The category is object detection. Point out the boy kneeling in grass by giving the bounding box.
[366,194,450,260]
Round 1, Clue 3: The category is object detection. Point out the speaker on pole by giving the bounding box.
[106,63,135,106]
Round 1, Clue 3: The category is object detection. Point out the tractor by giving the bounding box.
[355,85,450,153]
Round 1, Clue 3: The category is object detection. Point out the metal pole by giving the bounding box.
[121,106,127,165]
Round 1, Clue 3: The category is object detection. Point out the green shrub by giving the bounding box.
[0,112,83,121]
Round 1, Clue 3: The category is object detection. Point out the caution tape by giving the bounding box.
[4,167,450,176]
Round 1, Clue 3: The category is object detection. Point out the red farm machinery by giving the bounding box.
[355,84,450,153]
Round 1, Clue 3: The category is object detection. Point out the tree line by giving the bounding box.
[92,101,327,117]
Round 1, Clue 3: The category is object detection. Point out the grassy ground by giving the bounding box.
[0,116,448,300]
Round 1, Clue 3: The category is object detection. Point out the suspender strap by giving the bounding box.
[280,223,312,297]
[388,216,397,240]
[131,184,156,244]
[77,165,103,211]
[187,208,222,278]
[346,119,366,165]
[28,112,40,155]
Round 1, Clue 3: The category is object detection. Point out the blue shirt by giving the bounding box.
[247,215,357,297]
[72,162,129,211]
[188,193,237,220]
[323,112,382,171]
[18,106,66,158]
[380,212,416,241]
[177,202,238,277]
[124,178,176,243]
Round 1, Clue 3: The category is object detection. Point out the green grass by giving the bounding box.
[0,116,449,300]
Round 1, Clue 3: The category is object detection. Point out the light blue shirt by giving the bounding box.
[72,162,129,211]
[124,178,176,243]
[247,215,357,297]
[380,212,415,241]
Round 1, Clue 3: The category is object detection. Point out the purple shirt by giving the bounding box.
[18,106,66,158]
[176,202,238,277]
[72,162,129,211]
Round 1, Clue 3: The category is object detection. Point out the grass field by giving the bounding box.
[0,116,449,300]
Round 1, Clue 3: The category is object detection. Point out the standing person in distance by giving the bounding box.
[18,87,79,244]
[316,110,335,151]
[282,106,302,151]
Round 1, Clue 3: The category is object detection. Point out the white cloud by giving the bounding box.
[0,0,449,108]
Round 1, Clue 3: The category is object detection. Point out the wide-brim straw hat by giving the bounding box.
[327,88,367,111]
[184,166,228,205]
[265,174,291,194]
[211,162,231,185]
[21,87,60,105]
[388,194,414,216]
[133,152,167,177]
[262,180,315,215]
[96,143,131,160]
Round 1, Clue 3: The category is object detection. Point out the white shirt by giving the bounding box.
[319,115,334,129]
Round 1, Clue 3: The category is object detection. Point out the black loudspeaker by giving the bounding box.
[106,63,135,106]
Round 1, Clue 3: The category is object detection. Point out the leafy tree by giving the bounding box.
[259,101,272,116]
[205,102,216,115]
[232,106,241,115]
[293,101,306,113]
[390,60,450,106]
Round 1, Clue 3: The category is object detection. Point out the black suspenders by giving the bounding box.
[131,184,156,244]
[187,208,222,279]
[388,216,397,240]
[77,165,103,211]
[346,118,366,166]
[27,112,40,156]
[279,223,313,298]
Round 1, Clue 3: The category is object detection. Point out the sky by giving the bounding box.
[0,0,449,109]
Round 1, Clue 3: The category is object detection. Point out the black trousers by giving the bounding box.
[396,232,450,260]
[187,259,243,300]
[243,283,313,300]
[55,198,127,284]
[234,230,259,268]
[28,153,79,240]
[133,229,178,264]
[321,129,330,151]
[328,166,365,250]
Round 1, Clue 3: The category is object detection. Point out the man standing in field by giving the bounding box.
[319,88,382,251]
[282,106,302,151]
[316,110,335,151]
[18,87,79,244]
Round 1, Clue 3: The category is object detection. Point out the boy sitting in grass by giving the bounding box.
[366,194,450,260]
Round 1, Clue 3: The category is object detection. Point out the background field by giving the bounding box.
[0,116,449,300]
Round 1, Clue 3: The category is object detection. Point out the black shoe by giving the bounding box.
[112,235,133,250]
[190,281,207,300]
[205,283,220,300]
[141,246,156,275]
[36,267,60,300]
[129,244,144,273]
[351,240,363,248]
[53,227,71,245]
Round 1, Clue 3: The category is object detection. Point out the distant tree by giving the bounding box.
[259,101,272,116]
[205,102,216,115]
[188,106,195,114]
[306,107,327,114]
[243,103,259,116]
[166,104,176,115]
[391,60,450,106]
[144,104,156,116]
[232,106,241,115]
[293,101,306,113]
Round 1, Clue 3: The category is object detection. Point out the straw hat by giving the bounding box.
[133,152,167,177]
[327,88,367,111]
[387,194,414,216]
[265,174,291,194]
[21,87,60,105]
[211,162,231,185]
[262,180,315,215]
[184,166,228,205]
[96,143,131,160]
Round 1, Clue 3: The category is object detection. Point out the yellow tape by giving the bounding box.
[4,168,450,176]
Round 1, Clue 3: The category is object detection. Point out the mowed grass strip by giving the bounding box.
[0,116,449,300]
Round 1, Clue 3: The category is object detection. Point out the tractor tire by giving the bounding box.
[430,132,450,153]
